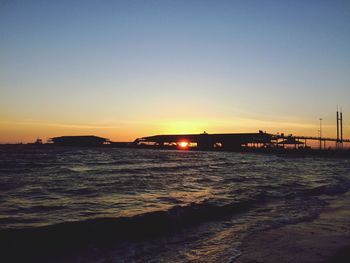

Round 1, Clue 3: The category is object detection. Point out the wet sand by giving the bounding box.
[236,192,350,263]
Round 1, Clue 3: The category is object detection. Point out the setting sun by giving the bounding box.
[178,141,189,148]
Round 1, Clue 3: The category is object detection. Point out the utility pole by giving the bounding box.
[336,107,340,149]
[319,118,323,150]
[340,109,343,148]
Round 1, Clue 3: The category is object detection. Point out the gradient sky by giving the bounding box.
[1,0,350,143]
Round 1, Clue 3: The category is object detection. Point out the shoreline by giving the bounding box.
[1,143,350,159]
[236,192,350,263]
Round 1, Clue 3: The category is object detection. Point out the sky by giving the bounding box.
[1,0,350,143]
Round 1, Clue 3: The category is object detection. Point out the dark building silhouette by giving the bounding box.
[49,136,110,146]
[277,137,304,149]
[137,131,273,150]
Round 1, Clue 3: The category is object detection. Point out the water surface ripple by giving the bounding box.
[1,145,350,262]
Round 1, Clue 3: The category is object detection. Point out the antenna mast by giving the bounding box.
[336,107,339,148]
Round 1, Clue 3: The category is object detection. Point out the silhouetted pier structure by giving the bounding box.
[48,136,111,146]
[135,109,349,151]
[20,132,350,157]
[276,135,350,143]
[136,131,350,151]
[136,131,272,150]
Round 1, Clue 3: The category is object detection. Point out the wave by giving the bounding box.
[0,199,257,260]
[303,180,350,197]
[1,198,256,235]
[2,185,349,262]
[77,163,209,175]
[284,177,350,199]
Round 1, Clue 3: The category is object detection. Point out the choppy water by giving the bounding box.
[1,145,350,262]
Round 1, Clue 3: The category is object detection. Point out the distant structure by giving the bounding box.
[34,138,43,145]
[277,137,304,149]
[136,130,350,151]
[336,107,344,149]
[137,131,273,150]
[27,138,43,145]
[48,136,110,146]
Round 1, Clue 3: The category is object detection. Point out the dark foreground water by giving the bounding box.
[1,145,350,262]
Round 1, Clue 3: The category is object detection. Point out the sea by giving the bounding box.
[1,145,350,262]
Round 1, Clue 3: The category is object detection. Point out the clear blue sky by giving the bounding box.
[1,0,350,142]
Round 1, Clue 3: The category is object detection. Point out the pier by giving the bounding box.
[135,109,349,151]
[135,131,350,151]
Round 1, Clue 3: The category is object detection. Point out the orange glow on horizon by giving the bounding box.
[1,116,349,145]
